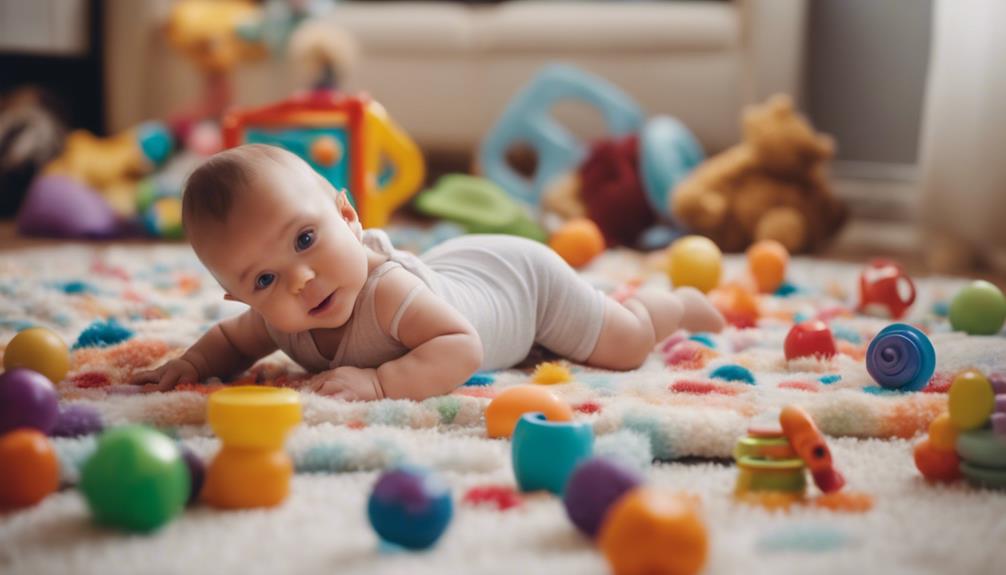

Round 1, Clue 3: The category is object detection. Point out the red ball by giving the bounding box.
[858,258,916,319]
[913,438,962,483]
[784,320,837,361]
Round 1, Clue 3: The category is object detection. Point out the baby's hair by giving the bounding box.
[182,144,333,229]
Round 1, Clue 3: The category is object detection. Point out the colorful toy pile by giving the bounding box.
[0,328,73,511]
[915,369,1006,488]
[0,325,303,530]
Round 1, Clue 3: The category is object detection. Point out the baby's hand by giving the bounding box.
[129,358,200,392]
[308,366,384,401]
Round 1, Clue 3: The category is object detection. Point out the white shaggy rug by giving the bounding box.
[1,241,1005,574]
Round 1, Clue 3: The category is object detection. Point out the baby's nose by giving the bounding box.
[290,266,316,295]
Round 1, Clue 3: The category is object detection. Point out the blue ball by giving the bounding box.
[367,466,453,550]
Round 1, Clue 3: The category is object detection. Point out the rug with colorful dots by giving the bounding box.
[2,238,1003,462]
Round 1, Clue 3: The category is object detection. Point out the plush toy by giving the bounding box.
[577,135,657,247]
[670,94,846,253]
[42,122,172,217]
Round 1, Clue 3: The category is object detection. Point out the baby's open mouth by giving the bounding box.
[309,291,337,316]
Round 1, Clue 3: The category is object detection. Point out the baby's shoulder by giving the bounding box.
[371,265,428,330]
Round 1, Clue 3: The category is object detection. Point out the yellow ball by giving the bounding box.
[3,327,70,384]
[667,235,722,293]
[948,370,995,431]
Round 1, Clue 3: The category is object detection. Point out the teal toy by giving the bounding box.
[960,462,1006,489]
[956,429,1006,469]
[80,426,190,533]
[949,280,1006,335]
[479,64,644,211]
[511,412,593,495]
[640,116,704,224]
[415,174,547,241]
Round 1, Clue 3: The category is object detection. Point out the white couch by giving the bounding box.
[105,0,807,155]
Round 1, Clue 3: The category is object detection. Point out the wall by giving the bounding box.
[805,0,932,178]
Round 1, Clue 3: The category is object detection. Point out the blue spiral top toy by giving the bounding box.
[865,323,936,392]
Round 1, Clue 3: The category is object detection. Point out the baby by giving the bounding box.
[131,144,725,400]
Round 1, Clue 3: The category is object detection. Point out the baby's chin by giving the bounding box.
[264,304,352,333]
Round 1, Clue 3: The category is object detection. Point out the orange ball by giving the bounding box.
[310,136,342,167]
[484,385,573,439]
[0,429,60,509]
[913,438,962,483]
[928,413,959,452]
[549,218,606,268]
[598,488,708,575]
[747,240,789,294]
[709,282,760,327]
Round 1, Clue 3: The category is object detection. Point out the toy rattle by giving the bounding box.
[201,386,302,508]
[779,405,845,493]
[858,259,916,319]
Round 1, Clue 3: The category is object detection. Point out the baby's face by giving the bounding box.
[191,167,369,333]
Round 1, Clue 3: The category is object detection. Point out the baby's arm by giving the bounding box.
[130,309,278,391]
[311,268,483,400]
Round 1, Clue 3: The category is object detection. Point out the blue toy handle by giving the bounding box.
[640,116,705,224]
[479,64,644,211]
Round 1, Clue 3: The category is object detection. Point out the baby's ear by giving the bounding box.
[336,190,363,238]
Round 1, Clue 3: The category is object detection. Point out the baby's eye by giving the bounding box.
[296,230,315,251]
[254,273,275,290]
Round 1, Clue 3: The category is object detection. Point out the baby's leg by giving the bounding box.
[528,240,723,370]
[586,287,725,371]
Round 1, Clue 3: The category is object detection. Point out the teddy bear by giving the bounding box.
[670,94,846,253]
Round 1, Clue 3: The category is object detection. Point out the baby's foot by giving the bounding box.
[673,287,726,333]
[631,287,683,342]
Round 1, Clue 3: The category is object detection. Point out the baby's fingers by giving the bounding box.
[143,366,193,393]
[129,369,162,386]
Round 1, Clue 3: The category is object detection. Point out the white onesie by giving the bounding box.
[265,230,607,372]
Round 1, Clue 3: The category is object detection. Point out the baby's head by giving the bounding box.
[183,144,370,333]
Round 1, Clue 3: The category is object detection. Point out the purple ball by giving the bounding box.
[563,456,644,538]
[51,403,105,437]
[0,368,59,435]
[178,443,205,505]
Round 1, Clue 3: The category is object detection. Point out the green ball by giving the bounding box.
[949,280,1006,335]
[80,426,190,533]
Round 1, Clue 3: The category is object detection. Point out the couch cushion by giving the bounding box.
[334,3,475,53]
[474,2,738,54]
